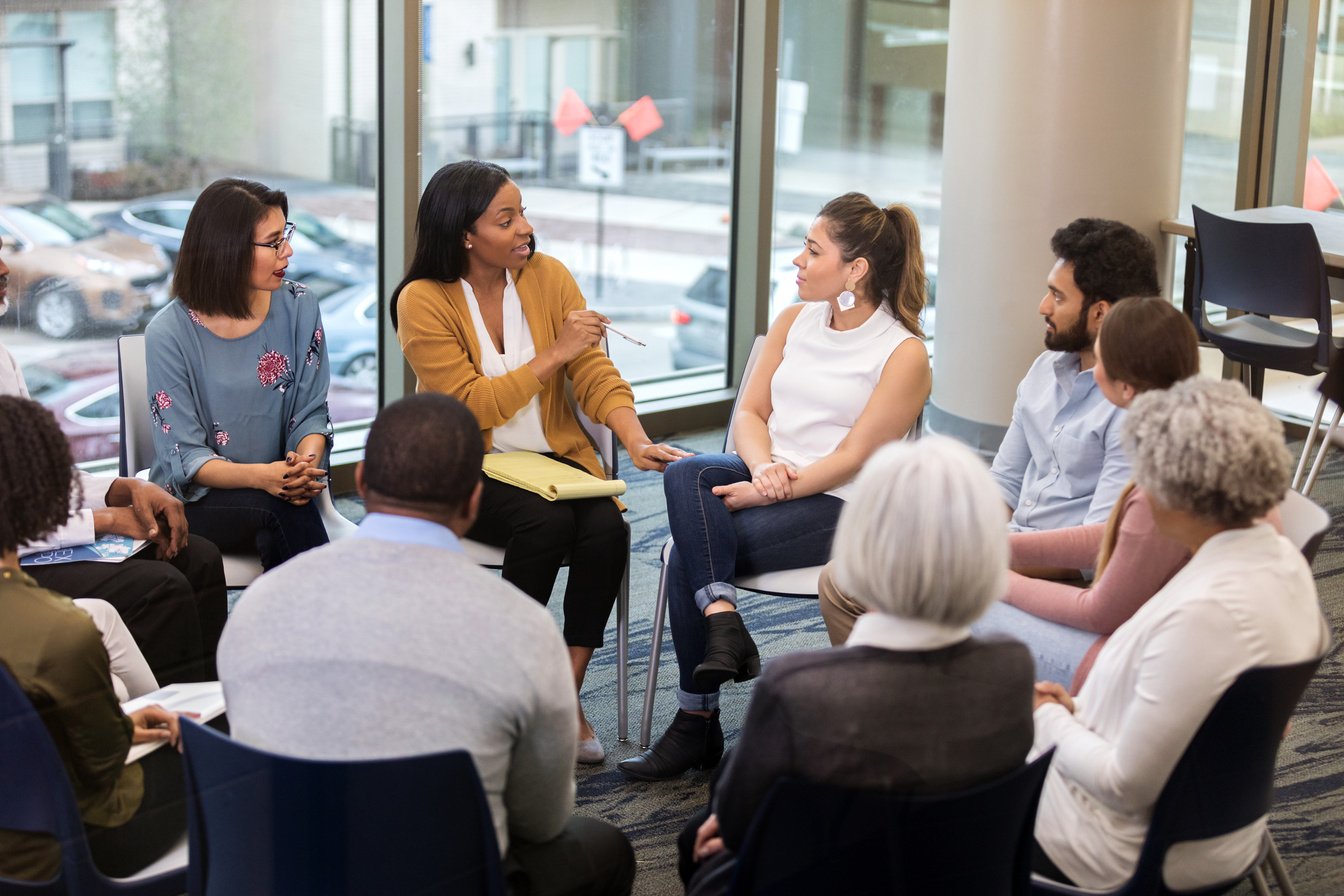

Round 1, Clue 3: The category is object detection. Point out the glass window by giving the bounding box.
[767,0,948,351]
[0,3,380,467]
[421,1,736,400]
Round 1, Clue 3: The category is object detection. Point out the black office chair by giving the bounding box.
[1031,656,1325,896]
[0,663,188,895]
[179,719,505,896]
[725,750,1053,895]
[1191,205,1334,401]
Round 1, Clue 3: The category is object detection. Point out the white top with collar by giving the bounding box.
[1031,523,1329,891]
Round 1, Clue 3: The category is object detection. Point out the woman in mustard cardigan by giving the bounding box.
[393,161,689,764]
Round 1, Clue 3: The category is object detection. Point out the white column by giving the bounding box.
[930,0,1192,449]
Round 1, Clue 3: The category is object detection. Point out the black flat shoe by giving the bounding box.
[692,611,760,690]
[618,709,723,781]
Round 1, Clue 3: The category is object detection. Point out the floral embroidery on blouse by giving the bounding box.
[212,424,230,447]
[257,348,294,392]
[187,309,204,327]
[150,390,172,433]
[304,327,323,368]
[285,280,308,299]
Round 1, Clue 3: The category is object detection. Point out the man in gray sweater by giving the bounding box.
[218,392,634,896]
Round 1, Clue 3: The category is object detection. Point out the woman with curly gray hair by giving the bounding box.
[1030,378,1330,891]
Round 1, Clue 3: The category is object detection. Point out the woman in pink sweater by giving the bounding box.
[974,297,1199,691]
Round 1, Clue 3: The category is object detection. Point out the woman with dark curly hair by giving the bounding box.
[0,396,187,881]
[145,177,332,570]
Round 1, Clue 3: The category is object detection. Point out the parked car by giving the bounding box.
[669,250,800,371]
[668,251,937,370]
[0,193,170,339]
[320,281,378,389]
[93,196,375,288]
[23,350,377,464]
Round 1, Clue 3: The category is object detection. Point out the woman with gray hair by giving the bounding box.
[1031,378,1330,891]
[678,437,1035,895]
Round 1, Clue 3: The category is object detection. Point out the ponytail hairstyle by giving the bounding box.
[390,160,536,329]
[817,192,927,338]
[1092,296,1200,577]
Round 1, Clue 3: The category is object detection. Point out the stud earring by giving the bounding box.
[837,279,856,311]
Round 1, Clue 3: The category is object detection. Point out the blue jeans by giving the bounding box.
[971,601,1095,688]
[185,487,330,571]
[663,454,844,711]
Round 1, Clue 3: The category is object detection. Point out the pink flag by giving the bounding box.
[553,88,593,137]
[1304,156,1340,212]
[617,96,664,142]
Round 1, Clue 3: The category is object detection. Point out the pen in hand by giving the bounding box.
[602,321,646,347]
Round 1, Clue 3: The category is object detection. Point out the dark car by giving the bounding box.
[24,350,377,464]
[93,197,375,290]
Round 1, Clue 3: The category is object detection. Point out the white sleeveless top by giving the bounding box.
[461,272,552,454]
[766,300,921,501]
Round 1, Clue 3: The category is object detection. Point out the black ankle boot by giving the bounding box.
[618,710,723,781]
[692,611,760,690]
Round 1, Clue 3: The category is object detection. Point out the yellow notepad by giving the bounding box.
[483,451,627,501]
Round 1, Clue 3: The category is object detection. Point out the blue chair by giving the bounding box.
[1032,657,1324,896]
[726,750,1053,895]
[0,663,187,895]
[178,719,504,896]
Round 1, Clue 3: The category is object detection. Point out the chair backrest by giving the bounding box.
[180,720,504,896]
[1119,657,1323,894]
[728,750,1053,896]
[1191,206,1333,362]
[0,662,182,895]
[117,334,153,478]
[1279,488,1331,565]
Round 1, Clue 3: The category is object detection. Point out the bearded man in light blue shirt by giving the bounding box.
[989,218,1161,532]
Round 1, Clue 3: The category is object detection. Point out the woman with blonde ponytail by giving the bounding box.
[977,296,1205,691]
[620,192,931,781]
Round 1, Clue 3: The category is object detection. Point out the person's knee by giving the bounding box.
[174,535,225,589]
[818,561,863,647]
[572,817,635,896]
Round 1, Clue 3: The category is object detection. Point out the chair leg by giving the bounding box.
[1301,401,1342,498]
[1292,392,1329,492]
[1250,866,1272,896]
[1264,830,1297,896]
[639,546,673,749]
[617,523,630,743]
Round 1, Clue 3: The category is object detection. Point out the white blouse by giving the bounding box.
[461,272,552,455]
[766,300,920,501]
[1032,523,1330,890]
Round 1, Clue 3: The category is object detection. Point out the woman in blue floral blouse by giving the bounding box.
[145,178,332,569]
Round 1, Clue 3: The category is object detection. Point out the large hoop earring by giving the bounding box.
[837,279,857,311]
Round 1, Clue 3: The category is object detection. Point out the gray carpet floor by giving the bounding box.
[325,426,1344,895]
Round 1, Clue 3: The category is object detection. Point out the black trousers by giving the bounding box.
[467,466,626,649]
[85,746,186,878]
[183,487,330,572]
[27,535,226,681]
[504,816,635,896]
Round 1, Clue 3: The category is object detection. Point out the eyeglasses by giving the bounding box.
[253,222,296,254]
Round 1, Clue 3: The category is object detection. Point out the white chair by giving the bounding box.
[117,334,358,589]
[1278,486,1331,565]
[462,378,632,743]
[638,336,924,747]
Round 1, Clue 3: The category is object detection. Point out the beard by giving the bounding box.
[1044,312,1092,353]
